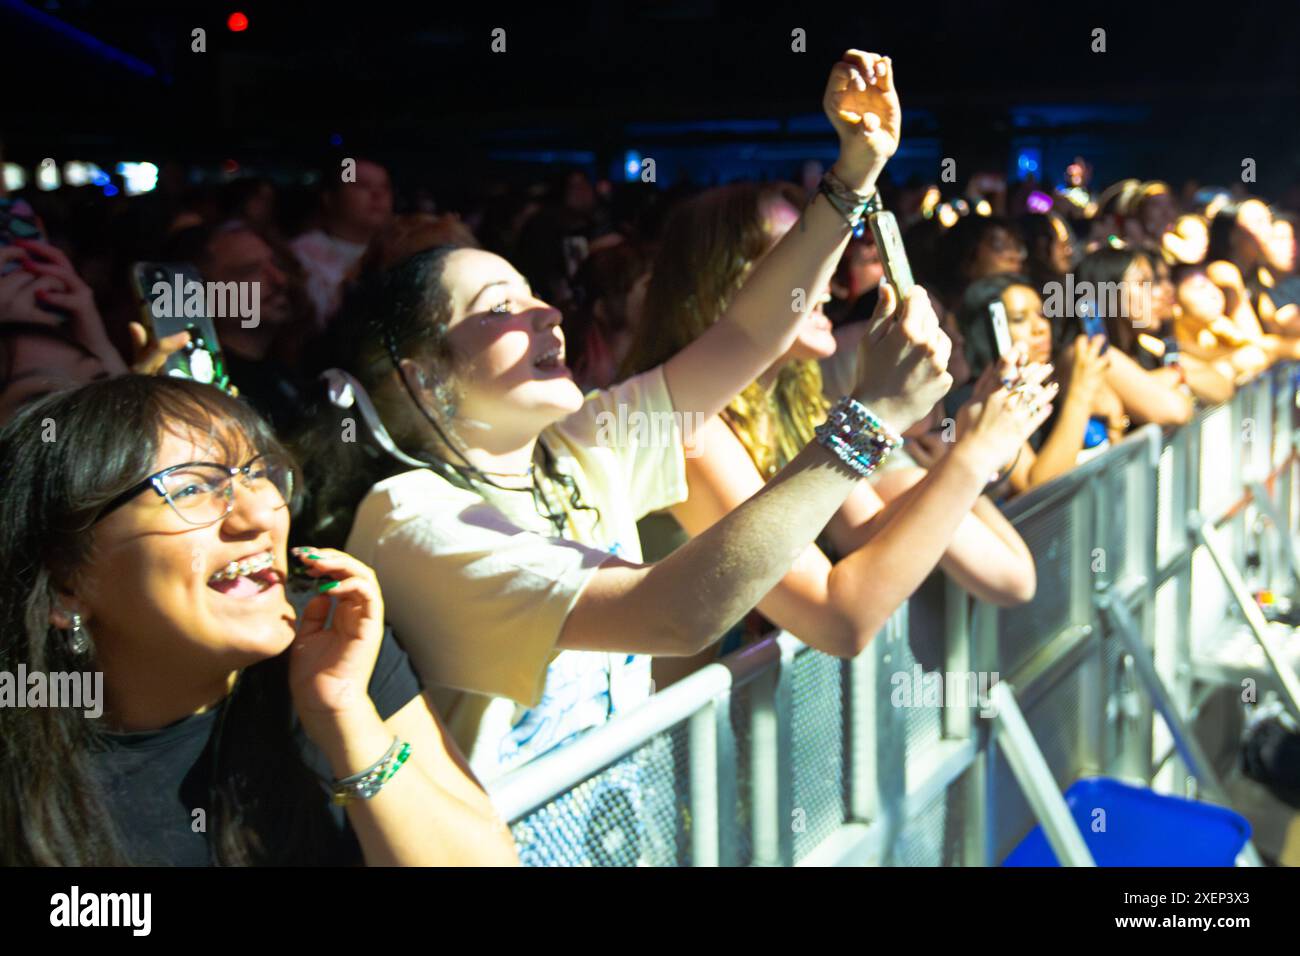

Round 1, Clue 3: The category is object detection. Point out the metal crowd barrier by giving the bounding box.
[488,364,1300,866]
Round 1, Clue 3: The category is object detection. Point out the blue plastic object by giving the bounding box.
[1004,777,1251,867]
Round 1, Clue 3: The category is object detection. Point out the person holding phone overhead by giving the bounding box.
[295,51,1008,800]
[619,177,1047,688]
[0,239,189,423]
[957,274,1120,494]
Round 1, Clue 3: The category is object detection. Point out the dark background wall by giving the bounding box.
[4,0,1299,199]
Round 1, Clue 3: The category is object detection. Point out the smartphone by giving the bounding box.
[1077,294,1108,354]
[130,262,231,390]
[988,300,1014,361]
[0,198,45,276]
[867,210,914,301]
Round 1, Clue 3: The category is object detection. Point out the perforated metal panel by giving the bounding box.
[790,649,847,862]
[1156,439,1178,570]
[892,770,972,867]
[511,725,690,866]
[1198,404,1236,519]
[1273,371,1292,468]
[1106,462,1131,581]
[728,680,755,867]
[1189,538,1233,658]
[897,592,946,764]
[998,498,1075,677]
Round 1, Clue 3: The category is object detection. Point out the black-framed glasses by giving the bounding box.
[94,453,295,527]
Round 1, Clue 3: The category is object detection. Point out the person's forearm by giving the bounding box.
[664,171,877,420]
[312,705,519,866]
[936,494,1036,605]
[1181,360,1233,406]
[1106,361,1192,425]
[621,442,875,656]
[1028,391,1090,486]
[821,444,997,640]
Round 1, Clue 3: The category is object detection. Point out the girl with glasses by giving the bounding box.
[0,374,518,866]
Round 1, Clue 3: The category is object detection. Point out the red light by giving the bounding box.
[227,12,248,32]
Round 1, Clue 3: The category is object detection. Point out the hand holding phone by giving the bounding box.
[130,262,232,391]
[867,210,914,301]
[1077,295,1109,353]
[989,300,1014,362]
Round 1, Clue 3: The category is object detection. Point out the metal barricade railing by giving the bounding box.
[488,365,1299,866]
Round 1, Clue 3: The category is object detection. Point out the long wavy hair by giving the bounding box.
[620,182,827,478]
[0,375,339,865]
[292,245,598,550]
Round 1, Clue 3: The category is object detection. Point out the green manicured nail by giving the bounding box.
[318,580,340,593]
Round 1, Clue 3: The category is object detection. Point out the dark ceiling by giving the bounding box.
[4,0,1300,182]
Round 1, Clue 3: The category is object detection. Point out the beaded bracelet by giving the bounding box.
[328,737,413,806]
[818,169,882,236]
[815,396,902,478]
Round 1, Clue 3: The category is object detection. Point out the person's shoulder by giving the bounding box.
[359,468,476,517]
[289,229,330,256]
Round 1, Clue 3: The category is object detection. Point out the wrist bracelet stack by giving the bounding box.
[328,736,413,806]
[819,168,882,236]
[815,395,902,478]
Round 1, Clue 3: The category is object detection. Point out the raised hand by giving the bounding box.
[128,321,192,376]
[823,49,901,190]
[851,284,953,435]
[955,358,1058,475]
[288,547,386,740]
[1064,334,1112,408]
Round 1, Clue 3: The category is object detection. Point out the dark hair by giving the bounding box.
[1017,212,1075,293]
[1206,202,1242,266]
[901,216,947,292]
[1075,245,1150,353]
[293,245,598,550]
[935,215,1021,302]
[564,242,649,387]
[956,273,1039,379]
[0,375,337,865]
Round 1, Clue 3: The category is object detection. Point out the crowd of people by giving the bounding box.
[2,47,1298,866]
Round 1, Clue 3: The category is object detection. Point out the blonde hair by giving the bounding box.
[621,182,828,477]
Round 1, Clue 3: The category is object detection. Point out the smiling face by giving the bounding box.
[1122,255,1158,332]
[1177,271,1227,319]
[1000,284,1053,365]
[64,423,296,679]
[762,197,837,363]
[433,248,585,439]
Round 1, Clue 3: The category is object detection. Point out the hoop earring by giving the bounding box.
[68,613,91,655]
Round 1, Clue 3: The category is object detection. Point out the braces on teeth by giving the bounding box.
[209,552,275,582]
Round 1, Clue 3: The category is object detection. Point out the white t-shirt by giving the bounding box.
[289,228,369,328]
[346,366,688,781]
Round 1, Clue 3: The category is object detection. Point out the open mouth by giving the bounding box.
[533,345,567,371]
[207,550,283,597]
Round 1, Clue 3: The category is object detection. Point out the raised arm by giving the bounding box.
[1105,347,1193,425]
[663,50,901,421]
[559,288,955,656]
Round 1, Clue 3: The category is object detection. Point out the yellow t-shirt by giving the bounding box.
[346,366,688,781]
